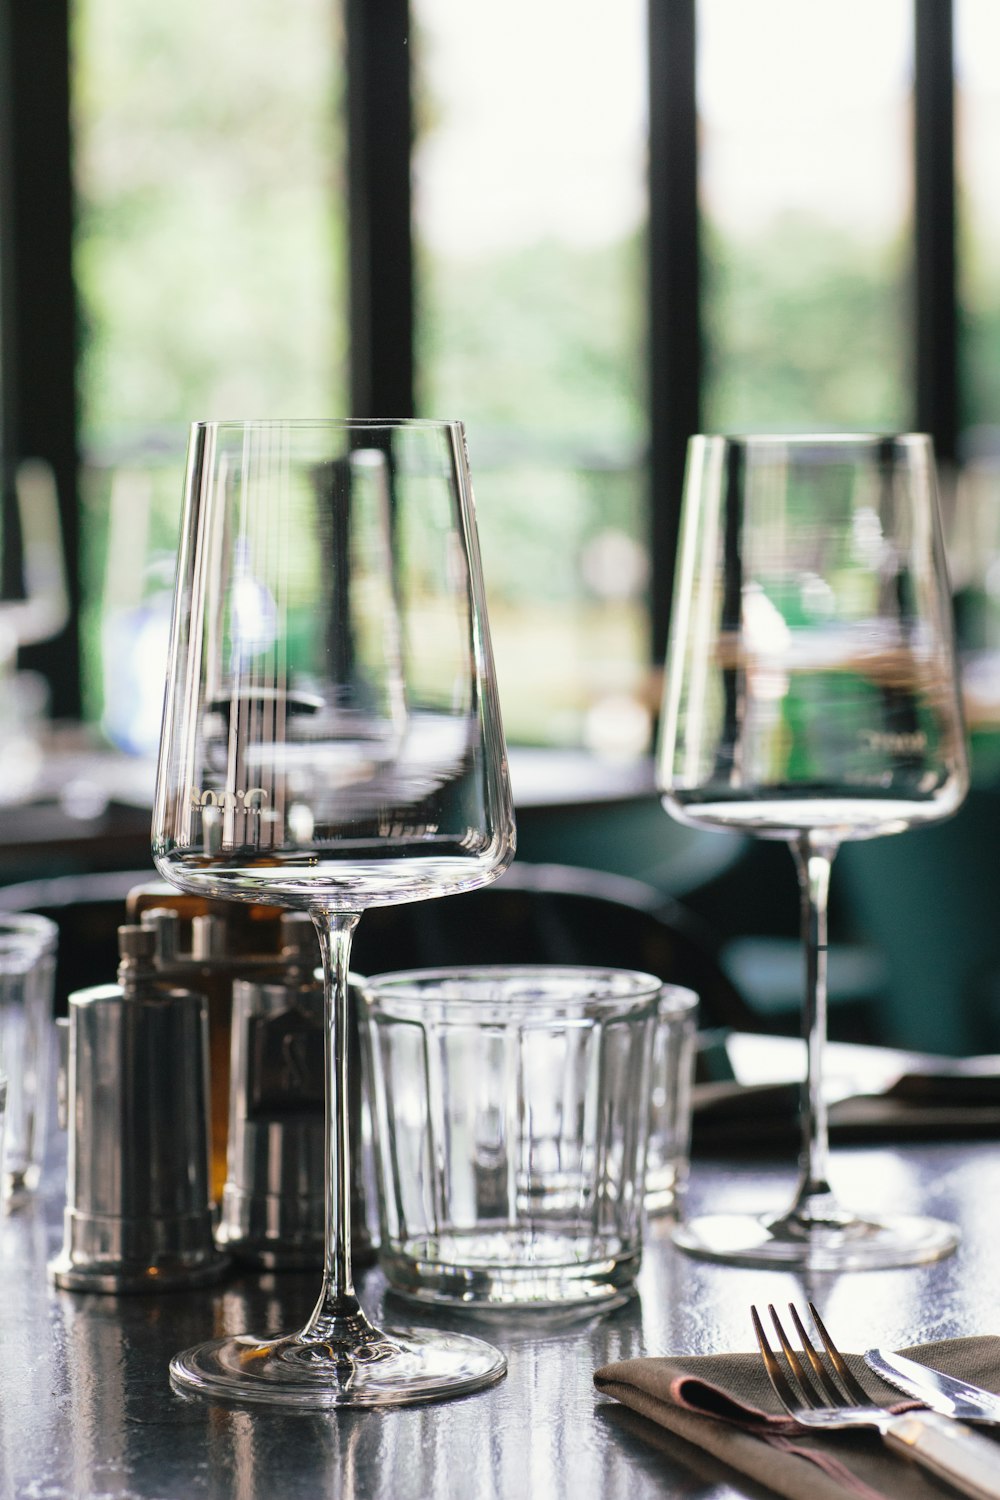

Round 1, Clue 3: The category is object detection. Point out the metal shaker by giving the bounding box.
[216,913,374,1268]
[50,926,229,1292]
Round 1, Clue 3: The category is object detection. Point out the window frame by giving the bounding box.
[0,0,959,725]
[1,0,81,718]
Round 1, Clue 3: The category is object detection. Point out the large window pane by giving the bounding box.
[698,0,912,433]
[952,1,1000,756]
[73,0,346,444]
[956,0,1000,445]
[72,0,347,743]
[412,0,650,752]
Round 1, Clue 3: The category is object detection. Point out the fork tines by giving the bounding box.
[752,1300,869,1412]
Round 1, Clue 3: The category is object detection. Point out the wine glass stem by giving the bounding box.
[308,908,369,1332]
[789,834,839,1218]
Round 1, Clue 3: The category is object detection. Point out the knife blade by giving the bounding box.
[865,1348,1000,1425]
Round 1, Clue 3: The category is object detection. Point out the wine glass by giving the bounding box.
[152,419,516,1404]
[657,433,969,1270]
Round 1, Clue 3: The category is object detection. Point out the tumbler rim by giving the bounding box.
[361,964,665,1024]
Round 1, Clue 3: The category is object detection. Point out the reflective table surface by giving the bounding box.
[3,1134,999,1500]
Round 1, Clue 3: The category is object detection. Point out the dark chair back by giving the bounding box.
[0,860,755,1032]
[353,861,756,1032]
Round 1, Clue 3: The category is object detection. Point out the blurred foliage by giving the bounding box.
[418,233,647,457]
[73,0,347,452]
[702,212,911,433]
[416,230,652,743]
[959,211,1000,439]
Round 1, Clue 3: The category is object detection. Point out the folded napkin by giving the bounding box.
[692,1080,1000,1151]
[595,1335,1000,1500]
[692,1052,1000,1152]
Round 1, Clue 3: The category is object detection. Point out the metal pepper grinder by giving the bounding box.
[50,926,229,1292]
[216,912,374,1268]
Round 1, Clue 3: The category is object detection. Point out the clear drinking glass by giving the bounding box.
[152,419,516,1404]
[658,433,969,1270]
[644,983,698,1216]
[362,965,660,1310]
[0,912,59,1205]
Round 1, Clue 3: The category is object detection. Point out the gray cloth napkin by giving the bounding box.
[595,1336,1000,1500]
[692,1071,1000,1150]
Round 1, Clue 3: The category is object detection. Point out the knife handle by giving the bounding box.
[885,1409,1000,1500]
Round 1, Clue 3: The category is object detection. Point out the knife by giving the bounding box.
[865,1348,1000,1425]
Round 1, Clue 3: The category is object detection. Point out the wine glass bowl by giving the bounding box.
[658,433,969,1269]
[153,419,516,1404]
[155,422,511,913]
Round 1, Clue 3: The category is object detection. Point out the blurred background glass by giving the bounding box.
[0,461,69,801]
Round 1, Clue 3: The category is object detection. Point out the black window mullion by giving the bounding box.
[0,0,81,718]
[345,0,414,420]
[914,0,957,464]
[647,0,700,663]
[0,0,14,498]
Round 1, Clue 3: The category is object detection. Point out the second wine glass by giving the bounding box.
[153,419,516,1404]
[658,433,969,1270]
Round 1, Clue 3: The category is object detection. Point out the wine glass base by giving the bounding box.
[169,1326,507,1409]
[673,1211,960,1271]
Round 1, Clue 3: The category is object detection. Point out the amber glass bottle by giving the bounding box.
[125,883,285,1202]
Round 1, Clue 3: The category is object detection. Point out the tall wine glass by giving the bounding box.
[658,433,969,1270]
[152,419,516,1404]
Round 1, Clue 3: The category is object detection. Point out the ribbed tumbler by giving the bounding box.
[362,965,659,1310]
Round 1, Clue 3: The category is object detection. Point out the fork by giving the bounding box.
[752,1302,1000,1500]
